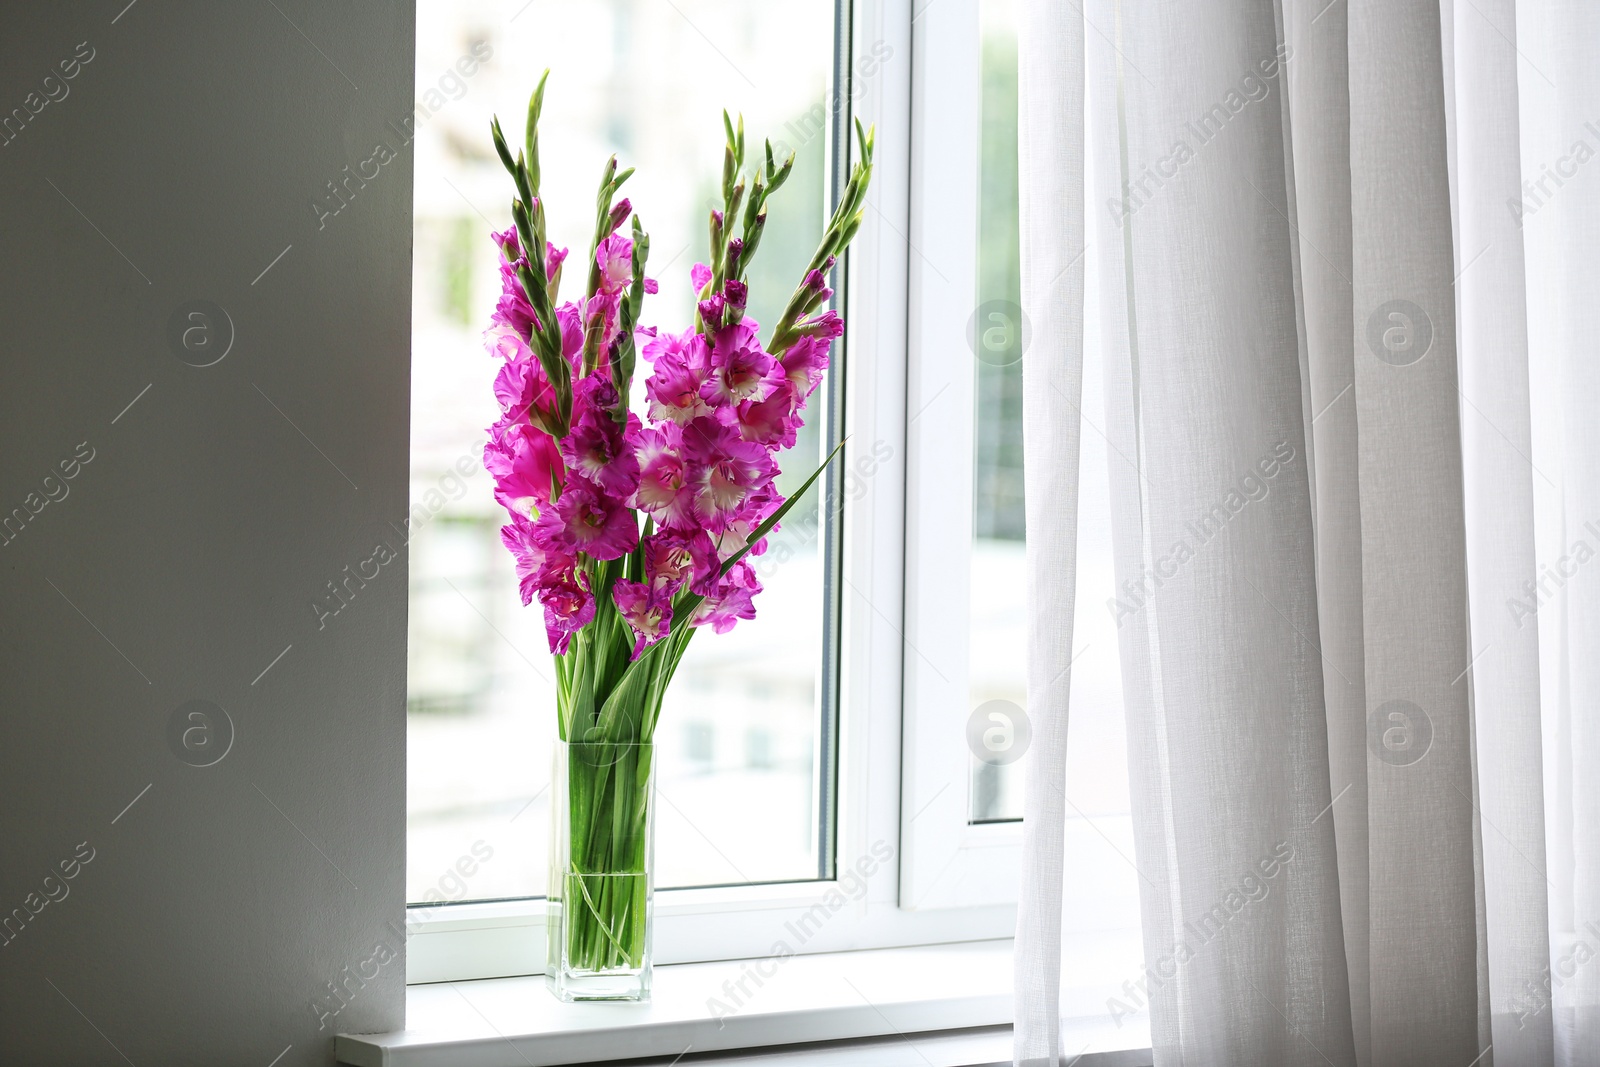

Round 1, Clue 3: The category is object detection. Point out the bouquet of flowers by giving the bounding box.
[481,73,873,999]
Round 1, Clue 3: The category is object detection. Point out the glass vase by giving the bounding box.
[546,738,656,1001]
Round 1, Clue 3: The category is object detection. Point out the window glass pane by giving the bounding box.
[408,0,838,905]
[969,0,1026,822]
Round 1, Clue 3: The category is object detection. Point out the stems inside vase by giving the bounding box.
[549,739,656,997]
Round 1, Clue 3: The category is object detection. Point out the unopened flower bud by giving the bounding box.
[698,294,726,330]
[608,198,632,234]
[495,227,521,260]
[545,242,568,278]
[797,310,844,341]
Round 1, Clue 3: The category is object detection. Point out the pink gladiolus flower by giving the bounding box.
[500,514,552,607]
[490,230,574,343]
[641,528,718,596]
[585,235,633,363]
[573,372,618,417]
[709,485,781,570]
[691,262,712,295]
[702,322,779,409]
[490,229,540,339]
[538,476,639,561]
[546,243,569,280]
[503,518,591,653]
[493,271,539,339]
[485,421,565,519]
[539,561,595,654]
[491,342,541,402]
[642,325,705,366]
[560,378,641,498]
[735,481,782,526]
[490,336,565,437]
[493,227,519,261]
[632,425,697,529]
[485,322,531,363]
[554,301,585,367]
[735,380,801,449]
[697,293,725,330]
[580,290,623,369]
[645,357,713,423]
[612,579,672,658]
[681,416,777,531]
[799,309,844,341]
[643,331,716,424]
[597,235,633,296]
[777,334,831,401]
[690,560,761,634]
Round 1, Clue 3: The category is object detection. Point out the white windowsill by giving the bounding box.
[336,940,1150,1066]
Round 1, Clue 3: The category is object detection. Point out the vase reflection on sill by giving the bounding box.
[546,739,656,1002]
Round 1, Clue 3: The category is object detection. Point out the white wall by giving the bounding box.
[0,3,412,1063]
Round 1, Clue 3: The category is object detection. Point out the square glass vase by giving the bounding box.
[546,739,656,1001]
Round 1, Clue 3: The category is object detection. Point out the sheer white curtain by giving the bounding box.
[1016,1,1600,1065]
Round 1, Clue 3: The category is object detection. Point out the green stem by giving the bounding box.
[559,739,652,975]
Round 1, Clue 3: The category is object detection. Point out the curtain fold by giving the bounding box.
[1017,2,1600,1065]
[1449,1,1552,1063]
[1014,1,1087,1064]
[1347,2,1484,1063]
[1083,1,1354,1063]
[1520,6,1600,1062]
[1281,0,1373,1060]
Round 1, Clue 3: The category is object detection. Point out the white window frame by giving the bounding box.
[405,0,1017,985]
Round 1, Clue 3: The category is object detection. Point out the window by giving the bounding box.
[402,0,1136,987]
[406,0,839,912]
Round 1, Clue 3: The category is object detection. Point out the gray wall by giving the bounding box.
[0,2,412,1063]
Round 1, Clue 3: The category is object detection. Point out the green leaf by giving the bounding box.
[490,117,517,178]
[719,436,846,577]
[525,69,549,167]
[511,155,535,233]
